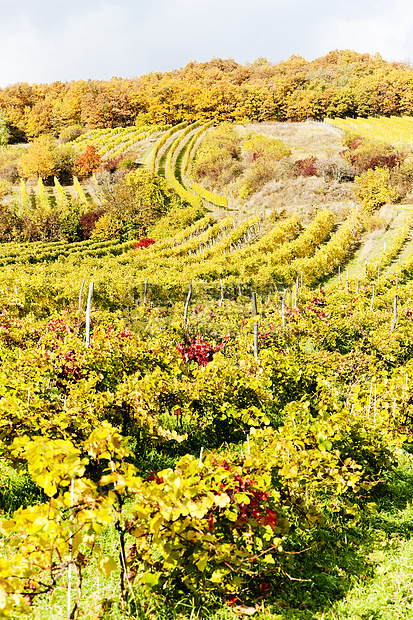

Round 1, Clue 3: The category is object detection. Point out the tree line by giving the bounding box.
[1,50,413,142]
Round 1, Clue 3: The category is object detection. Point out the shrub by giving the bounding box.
[73,145,102,179]
[0,179,12,198]
[97,168,186,239]
[242,134,291,163]
[390,157,413,198]
[103,157,119,174]
[317,156,355,182]
[341,130,364,149]
[0,204,22,241]
[0,162,19,183]
[190,123,243,191]
[53,143,77,185]
[177,335,224,367]
[59,124,85,144]
[354,167,399,211]
[79,210,104,239]
[294,156,320,177]
[342,137,405,174]
[91,213,122,241]
[134,238,155,249]
[238,134,292,196]
[59,203,82,242]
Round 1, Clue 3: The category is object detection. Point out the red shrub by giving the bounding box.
[177,335,223,367]
[80,210,104,239]
[134,238,155,249]
[294,157,320,177]
[74,145,102,179]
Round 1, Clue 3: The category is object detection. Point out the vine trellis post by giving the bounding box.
[184,283,192,329]
[252,292,259,360]
[85,282,94,348]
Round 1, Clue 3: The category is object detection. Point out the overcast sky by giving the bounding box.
[0,0,413,87]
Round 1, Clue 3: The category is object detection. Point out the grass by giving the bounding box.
[325,203,413,285]
[3,449,413,619]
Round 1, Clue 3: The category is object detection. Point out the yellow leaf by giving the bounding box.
[98,556,118,577]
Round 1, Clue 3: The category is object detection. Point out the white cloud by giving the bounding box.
[0,0,412,85]
[315,0,413,62]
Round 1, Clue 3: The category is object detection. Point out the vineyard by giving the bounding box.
[327,115,413,149]
[2,118,413,620]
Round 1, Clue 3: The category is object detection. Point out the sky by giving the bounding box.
[0,0,413,87]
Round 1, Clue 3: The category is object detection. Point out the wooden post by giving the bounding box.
[370,284,375,310]
[78,278,85,312]
[252,292,258,360]
[367,381,373,419]
[85,282,94,348]
[391,293,398,333]
[184,283,192,329]
[219,279,224,307]
[238,281,242,297]
[282,288,287,329]
[356,280,360,295]
[67,478,74,620]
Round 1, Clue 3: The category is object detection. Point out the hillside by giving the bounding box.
[1,116,413,619]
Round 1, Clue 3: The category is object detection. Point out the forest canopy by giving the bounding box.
[1,50,413,142]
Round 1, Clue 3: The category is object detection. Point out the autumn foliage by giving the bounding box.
[2,51,413,142]
[73,145,102,179]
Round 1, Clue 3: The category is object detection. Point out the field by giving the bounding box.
[1,117,413,619]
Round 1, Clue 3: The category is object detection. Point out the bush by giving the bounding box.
[237,134,291,196]
[134,238,155,249]
[0,179,12,198]
[190,123,243,191]
[59,203,82,242]
[294,156,320,177]
[59,124,85,144]
[242,134,291,163]
[53,143,77,185]
[342,137,405,174]
[91,213,122,241]
[102,154,126,174]
[0,162,19,183]
[0,204,22,241]
[73,145,102,179]
[97,168,187,239]
[390,157,413,198]
[79,210,104,239]
[354,167,399,211]
[317,156,355,182]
